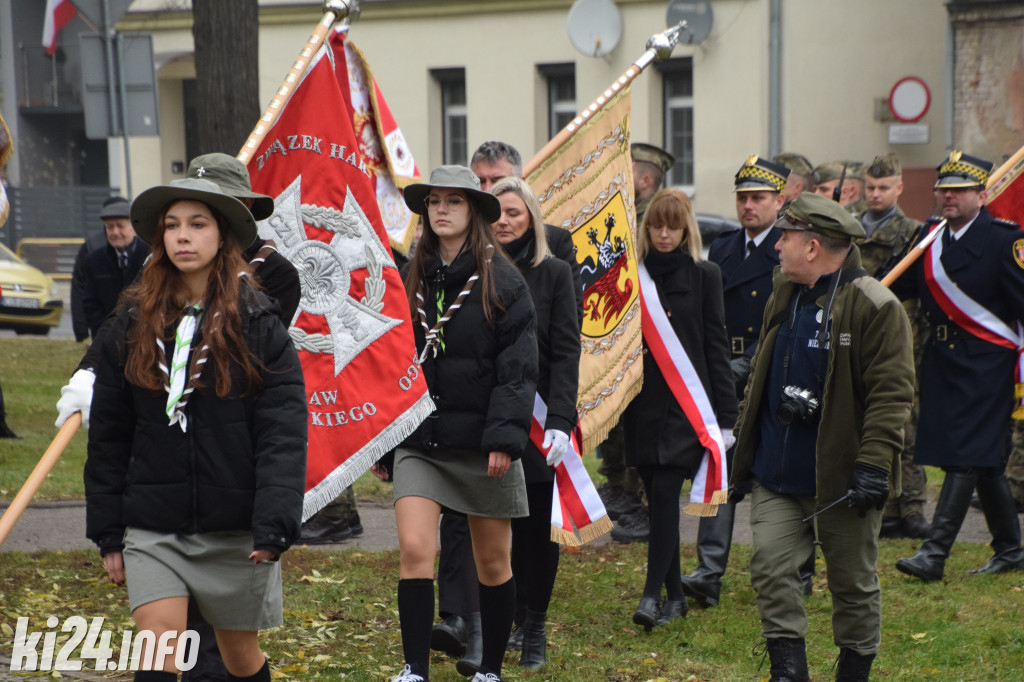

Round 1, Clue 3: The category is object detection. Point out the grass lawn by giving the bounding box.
[1,542,1022,681]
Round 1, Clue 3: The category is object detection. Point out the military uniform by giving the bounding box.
[859,153,930,537]
[1009,421,1024,508]
[895,152,1024,582]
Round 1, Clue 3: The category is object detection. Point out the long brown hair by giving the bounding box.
[637,188,704,260]
[123,200,262,397]
[403,191,507,324]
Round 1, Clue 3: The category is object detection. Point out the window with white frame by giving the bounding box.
[539,63,576,139]
[658,58,694,188]
[433,68,467,166]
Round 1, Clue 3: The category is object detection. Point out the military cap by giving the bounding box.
[631,143,675,174]
[934,150,992,189]
[775,192,866,240]
[773,152,814,178]
[734,155,790,193]
[186,153,275,221]
[814,161,863,184]
[865,153,902,178]
[99,196,130,220]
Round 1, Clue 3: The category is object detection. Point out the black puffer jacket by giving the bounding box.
[402,250,538,459]
[504,232,580,483]
[84,288,308,557]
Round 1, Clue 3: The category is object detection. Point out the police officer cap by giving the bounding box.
[773,152,814,178]
[775,192,866,241]
[734,155,790,193]
[866,153,902,178]
[934,150,992,189]
[814,161,864,184]
[631,143,675,174]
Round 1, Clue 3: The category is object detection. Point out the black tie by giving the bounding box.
[745,240,756,259]
[942,228,952,248]
[119,252,128,271]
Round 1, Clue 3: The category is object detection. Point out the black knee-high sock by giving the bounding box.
[398,578,434,678]
[478,577,515,677]
[134,671,177,682]
[227,659,269,682]
[642,470,686,601]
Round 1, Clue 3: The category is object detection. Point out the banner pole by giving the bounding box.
[523,21,687,178]
[237,0,356,164]
[0,414,81,547]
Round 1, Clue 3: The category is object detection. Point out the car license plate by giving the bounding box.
[1,296,39,309]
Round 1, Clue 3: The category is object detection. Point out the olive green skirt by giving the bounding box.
[393,446,528,518]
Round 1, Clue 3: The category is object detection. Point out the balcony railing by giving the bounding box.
[18,42,82,109]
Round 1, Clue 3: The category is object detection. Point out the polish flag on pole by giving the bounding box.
[42,0,77,56]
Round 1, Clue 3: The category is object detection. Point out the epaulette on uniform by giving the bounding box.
[991,217,1021,231]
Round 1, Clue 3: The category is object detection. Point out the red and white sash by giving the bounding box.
[924,223,1024,417]
[637,262,728,516]
[530,395,613,546]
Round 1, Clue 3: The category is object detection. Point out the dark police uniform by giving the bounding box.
[895,151,1024,582]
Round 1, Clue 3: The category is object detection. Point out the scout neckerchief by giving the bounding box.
[529,395,612,545]
[636,261,728,516]
[158,304,209,432]
[923,222,1024,418]
[415,244,482,363]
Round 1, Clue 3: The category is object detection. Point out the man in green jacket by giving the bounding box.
[731,193,914,682]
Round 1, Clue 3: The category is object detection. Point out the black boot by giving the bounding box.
[765,637,810,682]
[455,612,482,677]
[681,501,735,607]
[631,597,659,632]
[968,473,1024,575]
[835,648,875,682]
[896,470,977,582]
[656,599,686,625]
[430,614,466,657]
[506,624,523,651]
[518,610,547,670]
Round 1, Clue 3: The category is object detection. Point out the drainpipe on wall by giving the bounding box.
[769,0,781,157]
[945,15,954,149]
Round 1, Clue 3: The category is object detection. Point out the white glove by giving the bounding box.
[55,369,95,430]
[542,429,570,468]
[722,428,736,452]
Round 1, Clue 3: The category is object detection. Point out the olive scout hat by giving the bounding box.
[866,153,902,178]
[130,178,258,248]
[775,192,866,241]
[99,197,131,220]
[814,161,864,184]
[403,165,502,223]
[631,143,675,174]
[186,153,275,221]
[934,150,992,189]
[773,152,814,178]
[734,155,790,193]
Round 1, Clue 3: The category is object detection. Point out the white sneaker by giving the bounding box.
[471,674,501,682]
[391,664,424,682]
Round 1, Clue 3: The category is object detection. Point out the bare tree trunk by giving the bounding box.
[192,0,259,156]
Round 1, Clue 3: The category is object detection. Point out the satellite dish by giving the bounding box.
[666,0,714,44]
[567,0,623,58]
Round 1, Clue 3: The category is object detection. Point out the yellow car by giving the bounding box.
[0,242,63,335]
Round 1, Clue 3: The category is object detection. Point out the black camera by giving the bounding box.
[777,385,820,425]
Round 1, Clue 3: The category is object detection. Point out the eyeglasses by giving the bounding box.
[424,195,467,212]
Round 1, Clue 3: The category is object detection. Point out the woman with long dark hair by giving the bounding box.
[489,176,579,669]
[624,188,737,630]
[377,166,537,682]
[85,178,307,682]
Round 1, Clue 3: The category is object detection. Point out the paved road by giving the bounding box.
[0,496,996,555]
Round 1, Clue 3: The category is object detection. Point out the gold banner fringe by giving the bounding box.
[579,376,643,455]
[1015,383,1024,420]
[550,516,614,547]
[684,501,721,518]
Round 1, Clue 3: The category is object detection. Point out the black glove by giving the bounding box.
[729,356,751,385]
[847,462,889,518]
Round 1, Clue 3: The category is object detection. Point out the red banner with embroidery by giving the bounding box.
[923,223,1024,418]
[333,28,421,256]
[247,32,433,521]
[529,395,611,546]
[637,262,727,515]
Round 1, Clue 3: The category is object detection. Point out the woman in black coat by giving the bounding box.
[84,178,307,682]
[490,177,580,669]
[623,188,738,630]
[375,166,538,682]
